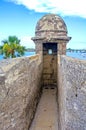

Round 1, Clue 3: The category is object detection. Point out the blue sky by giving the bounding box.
[0,0,86,49]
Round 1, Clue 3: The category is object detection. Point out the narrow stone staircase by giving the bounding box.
[29,87,58,130]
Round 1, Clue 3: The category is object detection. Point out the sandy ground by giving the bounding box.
[29,87,58,130]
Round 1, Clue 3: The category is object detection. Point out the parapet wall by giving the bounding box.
[58,55,86,130]
[0,55,42,130]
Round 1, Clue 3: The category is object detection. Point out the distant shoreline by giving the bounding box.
[0,51,86,60]
[26,48,35,52]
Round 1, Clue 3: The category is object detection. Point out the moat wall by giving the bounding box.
[0,55,42,130]
[58,55,86,130]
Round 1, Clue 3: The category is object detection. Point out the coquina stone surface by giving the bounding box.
[32,14,71,55]
[0,55,42,130]
[58,55,86,130]
[35,14,67,38]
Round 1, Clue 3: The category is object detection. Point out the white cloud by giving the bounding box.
[6,0,86,18]
[20,36,35,48]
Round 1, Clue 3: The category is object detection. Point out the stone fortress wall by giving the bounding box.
[0,54,86,130]
[58,55,86,130]
[0,13,86,130]
[0,55,43,130]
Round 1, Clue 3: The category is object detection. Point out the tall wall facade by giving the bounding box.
[0,55,42,130]
[58,55,86,130]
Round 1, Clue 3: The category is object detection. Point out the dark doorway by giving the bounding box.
[43,43,57,88]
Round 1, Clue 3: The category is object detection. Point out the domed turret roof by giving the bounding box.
[35,14,67,37]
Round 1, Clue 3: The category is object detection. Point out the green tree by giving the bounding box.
[0,46,3,54]
[1,36,26,59]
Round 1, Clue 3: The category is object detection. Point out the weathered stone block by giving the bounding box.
[0,55,42,130]
[58,55,86,130]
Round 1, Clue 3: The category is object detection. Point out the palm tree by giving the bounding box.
[2,36,26,59]
[0,46,3,54]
